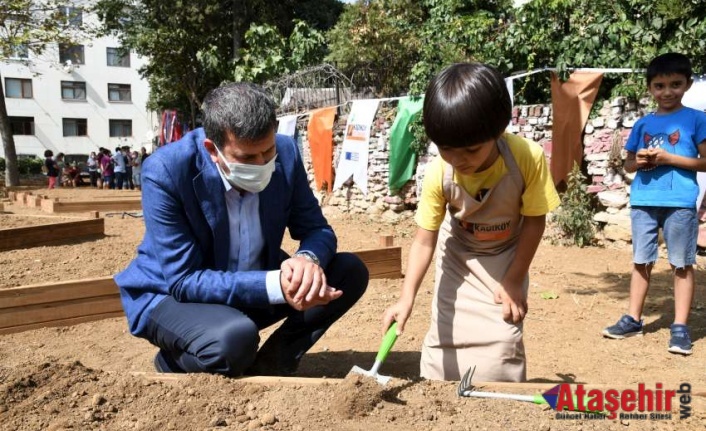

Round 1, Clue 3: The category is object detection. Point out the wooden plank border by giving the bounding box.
[0,218,105,252]
[41,198,142,213]
[0,243,401,335]
[0,277,122,335]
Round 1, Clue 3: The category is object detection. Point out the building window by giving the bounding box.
[59,44,84,65]
[63,118,88,137]
[5,78,32,98]
[9,117,34,135]
[10,44,28,59]
[108,84,131,102]
[106,47,130,67]
[61,81,86,100]
[59,6,82,27]
[109,119,132,137]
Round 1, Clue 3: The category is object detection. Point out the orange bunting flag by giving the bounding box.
[550,72,603,186]
[307,107,337,191]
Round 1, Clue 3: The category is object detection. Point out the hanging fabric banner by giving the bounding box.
[505,77,514,108]
[550,72,603,187]
[307,107,337,191]
[388,96,424,194]
[333,99,380,195]
[277,115,298,138]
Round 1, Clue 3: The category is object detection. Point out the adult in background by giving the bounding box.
[112,147,127,190]
[122,145,134,190]
[131,150,142,191]
[140,146,149,163]
[100,148,114,189]
[55,153,66,187]
[115,82,369,377]
[87,152,99,188]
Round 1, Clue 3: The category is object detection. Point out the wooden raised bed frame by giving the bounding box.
[0,217,105,252]
[0,241,401,335]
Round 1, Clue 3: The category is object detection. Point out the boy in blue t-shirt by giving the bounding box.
[603,53,706,355]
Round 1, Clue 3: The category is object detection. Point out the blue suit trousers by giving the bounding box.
[147,252,368,376]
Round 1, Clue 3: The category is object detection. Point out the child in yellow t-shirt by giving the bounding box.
[382,62,560,382]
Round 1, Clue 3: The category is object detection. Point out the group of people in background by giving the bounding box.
[43,146,150,190]
[43,150,81,188]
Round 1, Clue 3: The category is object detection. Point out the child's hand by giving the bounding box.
[382,299,414,336]
[647,148,671,166]
[493,284,527,324]
[635,149,656,171]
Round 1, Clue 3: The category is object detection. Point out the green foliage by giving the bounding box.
[94,0,341,123]
[0,0,92,60]
[234,21,326,84]
[553,163,597,247]
[328,0,706,156]
[406,0,513,154]
[326,0,425,96]
[0,157,5,172]
[17,157,43,174]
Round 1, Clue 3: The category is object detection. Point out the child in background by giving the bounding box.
[382,63,560,382]
[603,53,706,355]
[44,150,59,189]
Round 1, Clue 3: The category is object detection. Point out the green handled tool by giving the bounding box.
[349,322,398,385]
[457,366,607,415]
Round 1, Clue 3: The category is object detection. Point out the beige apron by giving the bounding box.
[420,138,528,382]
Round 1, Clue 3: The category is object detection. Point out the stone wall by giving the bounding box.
[294,97,656,241]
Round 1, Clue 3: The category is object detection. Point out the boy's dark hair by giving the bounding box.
[646,53,693,85]
[423,62,511,148]
[44,150,53,157]
[202,82,277,149]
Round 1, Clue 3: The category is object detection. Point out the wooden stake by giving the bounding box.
[378,235,394,247]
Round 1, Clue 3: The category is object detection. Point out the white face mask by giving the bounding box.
[214,145,277,193]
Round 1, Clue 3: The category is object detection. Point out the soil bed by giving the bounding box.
[1,189,705,430]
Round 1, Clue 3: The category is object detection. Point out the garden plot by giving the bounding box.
[0,189,704,430]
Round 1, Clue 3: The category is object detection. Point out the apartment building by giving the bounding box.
[1,5,156,160]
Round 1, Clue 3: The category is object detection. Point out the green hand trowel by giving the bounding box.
[348,322,398,385]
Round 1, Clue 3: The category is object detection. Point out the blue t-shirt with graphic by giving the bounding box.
[625,107,706,208]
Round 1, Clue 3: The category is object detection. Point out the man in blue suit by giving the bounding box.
[115,83,369,376]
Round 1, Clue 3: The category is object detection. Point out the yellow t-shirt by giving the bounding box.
[415,133,561,231]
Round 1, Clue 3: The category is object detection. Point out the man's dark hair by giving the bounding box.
[202,82,277,149]
[646,53,693,85]
[423,62,511,148]
[44,150,53,157]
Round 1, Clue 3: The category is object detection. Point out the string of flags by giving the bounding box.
[275,67,643,195]
[276,95,422,196]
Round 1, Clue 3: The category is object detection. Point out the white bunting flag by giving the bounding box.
[333,99,380,194]
[277,115,298,138]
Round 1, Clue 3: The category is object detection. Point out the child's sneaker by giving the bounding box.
[602,315,643,339]
[668,324,693,355]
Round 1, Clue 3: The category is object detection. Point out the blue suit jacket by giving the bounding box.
[114,128,337,336]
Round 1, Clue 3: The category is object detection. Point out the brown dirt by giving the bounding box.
[1,187,705,431]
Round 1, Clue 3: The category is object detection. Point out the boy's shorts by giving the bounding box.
[631,206,697,268]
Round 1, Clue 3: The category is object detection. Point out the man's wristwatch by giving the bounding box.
[294,251,320,266]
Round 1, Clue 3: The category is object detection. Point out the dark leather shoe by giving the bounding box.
[153,350,185,373]
[243,345,298,377]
